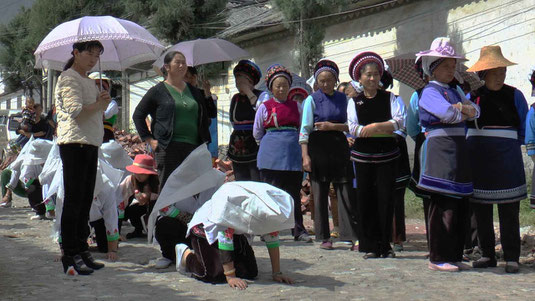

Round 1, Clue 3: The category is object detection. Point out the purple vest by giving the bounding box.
[311,90,347,123]
[419,82,465,130]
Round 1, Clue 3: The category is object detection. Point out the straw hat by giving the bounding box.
[126,154,157,175]
[466,46,516,72]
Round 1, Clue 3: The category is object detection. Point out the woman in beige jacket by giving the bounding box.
[55,40,111,275]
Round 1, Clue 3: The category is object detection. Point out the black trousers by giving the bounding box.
[311,180,357,242]
[260,169,306,238]
[428,194,468,263]
[154,216,191,261]
[233,161,260,181]
[186,234,258,284]
[27,179,45,215]
[155,141,198,191]
[472,202,520,262]
[123,203,150,233]
[90,218,108,253]
[355,161,397,255]
[392,187,406,243]
[59,143,99,256]
[464,204,478,250]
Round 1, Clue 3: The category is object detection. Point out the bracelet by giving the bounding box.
[224,268,236,276]
[272,271,283,276]
[459,102,463,112]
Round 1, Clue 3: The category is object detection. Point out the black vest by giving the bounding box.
[467,85,520,129]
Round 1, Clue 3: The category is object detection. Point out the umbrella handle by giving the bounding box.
[99,58,103,92]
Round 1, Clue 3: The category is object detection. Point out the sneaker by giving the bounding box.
[393,243,403,252]
[505,262,519,274]
[382,250,396,258]
[0,201,12,208]
[175,244,190,275]
[30,214,46,220]
[428,262,459,272]
[320,241,334,250]
[295,233,313,243]
[472,257,497,269]
[363,252,379,259]
[154,257,172,269]
[452,262,471,270]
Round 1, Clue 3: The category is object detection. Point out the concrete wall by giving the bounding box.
[130,0,535,149]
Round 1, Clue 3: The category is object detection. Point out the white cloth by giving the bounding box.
[347,92,407,137]
[147,144,225,243]
[100,140,133,171]
[39,141,61,186]
[20,165,43,187]
[55,68,104,147]
[187,181,295,245]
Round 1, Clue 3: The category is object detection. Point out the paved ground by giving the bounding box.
[1,195,535,301]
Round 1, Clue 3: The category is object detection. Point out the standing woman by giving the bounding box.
[133,51,217,190]
[416,38,480,272]
[253,64,311,242]
[300,59,358,250]
[228,60,264,181]
[55,41,111,275]
[465,46,528,273]
[132,51,216,268]
[346,52,406,259]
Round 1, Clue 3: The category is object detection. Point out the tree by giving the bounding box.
[272,0,350,78]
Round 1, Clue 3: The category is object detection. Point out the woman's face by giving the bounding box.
[74,47,101,72]
[359,64,381,92]
[484,67,506,91]
[271,76,290,101]
[432,58,456,84]
[344,85,357,98]
[235,73,253,91]
[316,71,336,94]
[165,53,188,79]
[134,173,149,182]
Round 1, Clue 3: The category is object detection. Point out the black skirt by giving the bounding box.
[308,130,352,183]
[395,135,411,190]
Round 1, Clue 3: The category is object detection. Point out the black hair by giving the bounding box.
[359,62,380,76]
[160,51,186,78]
[530,70,535,89]
[337,82,349,92]
[63,41,104,71]
[187,66,198,76]
[380,70,393,89]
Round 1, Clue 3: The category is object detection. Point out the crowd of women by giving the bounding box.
[3,35,535,290]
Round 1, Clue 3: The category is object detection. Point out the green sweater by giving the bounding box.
[164,83,199,145]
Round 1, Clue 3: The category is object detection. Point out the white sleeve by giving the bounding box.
[347,98,362,137]
[389,94,407,131]
[104,100,119,119]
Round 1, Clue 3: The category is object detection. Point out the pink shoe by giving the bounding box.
[428,262,459,272]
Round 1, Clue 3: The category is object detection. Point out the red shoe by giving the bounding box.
[320,241,334,250]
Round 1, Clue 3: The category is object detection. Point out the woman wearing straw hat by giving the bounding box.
[88,72,118,143]
[347,52,406,258]
[416,37,480,272]
[253,64,311,243]
[228,60,264,181]
[465,46,528,273]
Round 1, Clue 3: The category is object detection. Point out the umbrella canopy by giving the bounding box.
[385,53,483,91]
[34,16,165,71]
[153,38,249,68]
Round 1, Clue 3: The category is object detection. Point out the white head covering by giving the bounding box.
[23,139,53,166]
[100,140,133,170]
[416,37,467,77]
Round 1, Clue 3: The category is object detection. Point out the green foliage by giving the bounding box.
[0,0,227,92]
[272,0,350,78]
[124,0,228,44]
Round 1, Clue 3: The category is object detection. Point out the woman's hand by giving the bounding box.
[273,273,294,285]
[314,121,334,131]
[359,123,378,138]
[227,277,248,290]
[96,91,112,110]
[347,137,355,147]
[147,138,158,152]
[135,192,150,205]
[302,155,312,173]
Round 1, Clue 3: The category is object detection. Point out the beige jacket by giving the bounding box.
[55,68,104,146]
